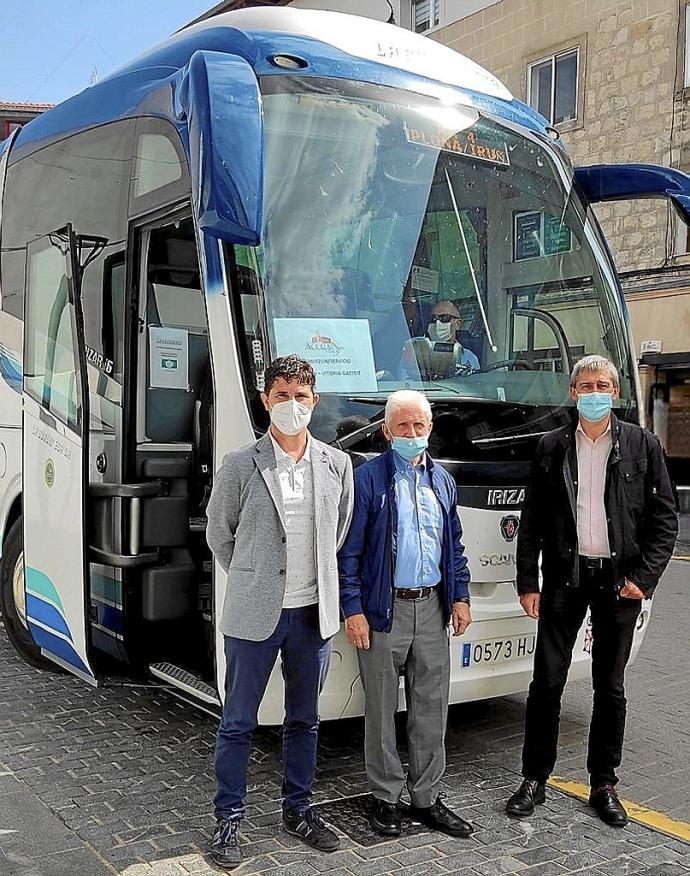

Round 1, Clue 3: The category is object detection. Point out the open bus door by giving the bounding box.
[21,225,97,682]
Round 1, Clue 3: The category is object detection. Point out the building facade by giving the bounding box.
[0,102,53,140]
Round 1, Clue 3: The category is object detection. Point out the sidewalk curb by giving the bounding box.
[549,776,690,843]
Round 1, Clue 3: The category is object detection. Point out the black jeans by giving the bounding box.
[521,561,641,788]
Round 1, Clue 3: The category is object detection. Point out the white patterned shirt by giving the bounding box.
[576,421,612,558]
[269,432,318,608]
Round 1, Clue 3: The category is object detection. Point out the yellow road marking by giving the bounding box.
[548,776,690,842]
[672,554,690,562]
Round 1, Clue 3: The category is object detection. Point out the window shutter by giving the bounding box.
[413,0,440,32]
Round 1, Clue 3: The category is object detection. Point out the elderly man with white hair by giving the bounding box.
[339,390,473,839]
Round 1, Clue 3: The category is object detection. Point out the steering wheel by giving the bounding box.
[483,358,534,372]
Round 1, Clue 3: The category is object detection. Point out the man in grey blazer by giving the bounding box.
[206,355,354,870]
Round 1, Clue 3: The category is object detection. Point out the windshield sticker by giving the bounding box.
[273,318,378,394]
[543,213,572,255]
[405,124,510,167]
[514,211,542,260]
[514,210,572,261]
[411,265,439,295]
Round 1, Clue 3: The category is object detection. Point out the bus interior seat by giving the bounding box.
[144,237,210,444]
[145,330,210,443]
[136,235,213,631]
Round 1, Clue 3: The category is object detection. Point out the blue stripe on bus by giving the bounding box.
[26,593,72,640]
[0,351,22,394]
[28,623,92,677]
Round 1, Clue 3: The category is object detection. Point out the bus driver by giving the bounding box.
[401,300,480,381]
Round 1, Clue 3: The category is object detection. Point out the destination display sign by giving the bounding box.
[405,124,510,167]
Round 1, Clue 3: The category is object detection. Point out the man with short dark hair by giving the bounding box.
[506,355,677,827]
[339,390,474,839]
[206,355,354,869]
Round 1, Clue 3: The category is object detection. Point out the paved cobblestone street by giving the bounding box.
[0,563,688,876]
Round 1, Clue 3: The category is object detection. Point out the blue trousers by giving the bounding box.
[214,605,331,820]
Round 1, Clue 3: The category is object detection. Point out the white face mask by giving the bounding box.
[269,399,313,436]
[428,320,455,343]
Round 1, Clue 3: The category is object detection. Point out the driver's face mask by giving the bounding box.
[428,313,457,344]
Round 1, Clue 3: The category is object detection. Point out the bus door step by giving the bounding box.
[149,661,220,706]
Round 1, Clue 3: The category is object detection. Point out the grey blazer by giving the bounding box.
[206,432,354,641]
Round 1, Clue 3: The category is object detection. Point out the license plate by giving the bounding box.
[461,634,536,668]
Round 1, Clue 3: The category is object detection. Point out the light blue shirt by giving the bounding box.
[393,451,443,589]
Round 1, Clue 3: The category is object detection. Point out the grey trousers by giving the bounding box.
[357,589,450,808]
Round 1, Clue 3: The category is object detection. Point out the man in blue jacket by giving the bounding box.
[339,390,473,839]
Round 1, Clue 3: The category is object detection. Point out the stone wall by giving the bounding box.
[433,0,683,272]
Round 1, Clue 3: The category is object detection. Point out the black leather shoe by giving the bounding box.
[369,798,402,836]
[282,807,340,851]
[589,784,628,827]
[408,795,473,837]
[209,818,241,870]
[505,779,546,817]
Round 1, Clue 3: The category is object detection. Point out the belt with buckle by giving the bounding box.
[395,586,436,600]
[579,556,611,571]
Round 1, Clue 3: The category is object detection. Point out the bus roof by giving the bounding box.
[147,8,513,101]
[11,7,548,159]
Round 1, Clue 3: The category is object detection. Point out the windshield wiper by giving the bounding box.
[472,430,550,445]
[444,167,498,354]
[346,397,388,405]
[332,412,386,451]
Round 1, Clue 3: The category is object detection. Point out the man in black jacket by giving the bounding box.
[505,355,677,827]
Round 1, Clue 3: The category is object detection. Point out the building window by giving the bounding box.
[3,120,23,138]
[413,0,440,33]
[528,48,579,125]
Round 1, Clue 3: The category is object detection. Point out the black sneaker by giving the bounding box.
[282,807,340,852]
[209,817,241,870]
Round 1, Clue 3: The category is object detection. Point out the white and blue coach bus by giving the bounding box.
[0,8,688,721]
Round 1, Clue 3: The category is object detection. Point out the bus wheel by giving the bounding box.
[0,517,53,670]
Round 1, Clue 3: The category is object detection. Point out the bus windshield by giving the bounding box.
[224,76,636,453]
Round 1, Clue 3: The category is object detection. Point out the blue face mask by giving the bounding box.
[391,435,429,462]
[577,391,613,423]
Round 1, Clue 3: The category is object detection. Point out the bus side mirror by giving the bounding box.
[575,163,690,226]
[174,50,263,245]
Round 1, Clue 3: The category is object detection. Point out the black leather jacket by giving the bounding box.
[516,414,678,597]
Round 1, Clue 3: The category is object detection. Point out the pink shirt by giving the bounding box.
[576,421,612,558]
